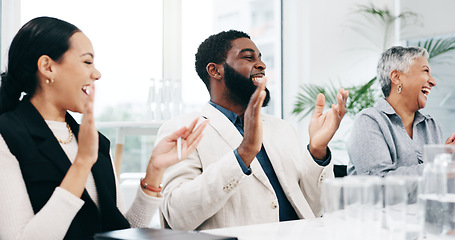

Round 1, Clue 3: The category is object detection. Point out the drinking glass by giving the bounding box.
[383,176,407,240]
[321,178,346,240]
[424,144,455,163]
[420,161,455,238]
[385,175,423,240]
[343,176,383,240]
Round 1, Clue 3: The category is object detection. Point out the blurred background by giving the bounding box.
[1,0,454,172]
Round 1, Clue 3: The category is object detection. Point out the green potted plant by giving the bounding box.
[292,4,455,119]
[291,4,455,177]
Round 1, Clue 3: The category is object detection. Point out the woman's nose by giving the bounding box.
[429,75,436,87]
[93,68,101,81]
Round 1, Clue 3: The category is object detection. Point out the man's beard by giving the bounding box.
[223,63,270,107]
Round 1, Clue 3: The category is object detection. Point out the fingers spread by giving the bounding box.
[186,119,209,145]
[163,126,187,143]
[183,118,199,139]
[336,92,346,118]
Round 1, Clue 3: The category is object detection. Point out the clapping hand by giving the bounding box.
[61,83,99,198]
[76,83,98,167]
[148,118,208,171]
[237,76,268,167]
[446,133,455,145]
[308,88,349,159]
[141,117,208,196]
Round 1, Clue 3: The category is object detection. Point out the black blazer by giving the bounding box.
[0,98,130,240]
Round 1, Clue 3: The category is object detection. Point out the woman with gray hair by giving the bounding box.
[347,46,455,177]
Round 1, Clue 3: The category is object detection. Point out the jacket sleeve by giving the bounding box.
[0,135,84,240]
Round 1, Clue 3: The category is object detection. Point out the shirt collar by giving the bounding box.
[209,101,241,125]
[375,97,431,125]
[375,98,396,115]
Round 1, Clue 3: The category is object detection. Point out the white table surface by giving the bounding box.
[202,217,437,240]
[202,218,326,240]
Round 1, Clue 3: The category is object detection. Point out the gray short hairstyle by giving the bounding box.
[377,46,429,97]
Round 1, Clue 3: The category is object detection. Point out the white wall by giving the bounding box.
[401,0,455,40]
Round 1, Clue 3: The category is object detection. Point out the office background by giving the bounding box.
[1,0,454,170]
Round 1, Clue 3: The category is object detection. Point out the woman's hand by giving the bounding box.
[75,83,99,168]
[61,84,99,198]
[141,118,208,196]
[446,133,455,145]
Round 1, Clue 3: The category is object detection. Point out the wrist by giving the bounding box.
[140,178,162,192]
[237,147,256,167]
[143,160,165,191]
[140,177,163,197]
[308,143,327,160]
[72,156,95,170]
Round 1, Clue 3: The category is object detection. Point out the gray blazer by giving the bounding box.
[157,103,333,231]
[347,98,443,176]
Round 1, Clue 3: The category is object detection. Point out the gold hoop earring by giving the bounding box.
[397,84,402,94]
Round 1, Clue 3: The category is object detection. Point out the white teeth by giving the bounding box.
[422,88,430,96]
[252,77,262,83]
[82,85,90,95]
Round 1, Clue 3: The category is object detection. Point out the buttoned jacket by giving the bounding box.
[158,103,333,231]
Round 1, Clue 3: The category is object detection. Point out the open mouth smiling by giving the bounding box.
[82,85,90,95]
[421,87,431,97]
[252,75,264,83]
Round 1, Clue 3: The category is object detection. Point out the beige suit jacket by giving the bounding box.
[157,103,333,231]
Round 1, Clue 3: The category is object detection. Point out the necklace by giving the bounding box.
[56,123,73,144]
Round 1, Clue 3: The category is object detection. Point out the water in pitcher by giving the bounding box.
[421,193,455,238]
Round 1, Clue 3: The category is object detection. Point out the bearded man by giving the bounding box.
[156,30,349,231]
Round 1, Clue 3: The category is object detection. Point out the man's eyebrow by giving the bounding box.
[240,48,261,57]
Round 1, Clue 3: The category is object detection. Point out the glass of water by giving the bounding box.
[383,176,408,240]
[384,175,423,240]
[343,176,383,240]
[321,178,346,240]
[424,144,455,163]
[420,160,455,238]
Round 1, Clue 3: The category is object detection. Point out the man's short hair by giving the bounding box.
[195,30,250,91]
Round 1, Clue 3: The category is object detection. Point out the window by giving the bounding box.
[2,0,282,173]
[181,0,282,117]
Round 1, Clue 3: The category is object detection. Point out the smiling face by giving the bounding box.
[51,32,101,113]
[399,56,436,111]
[222,37,270,106]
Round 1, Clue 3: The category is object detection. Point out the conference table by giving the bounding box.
[95,216,441,239]
[202,218,327,240]
[202,217,441,240]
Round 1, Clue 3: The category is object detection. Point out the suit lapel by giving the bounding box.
[262,118,289,187]
[261,117,290,195]
[201,104,274,193]
[201,103,243,150]
[15,99,73,175]
[15,99,95,204]
[262,117,315,218]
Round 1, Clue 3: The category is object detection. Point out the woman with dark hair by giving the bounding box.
[0,16,207,240]
[347,46,455,177]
